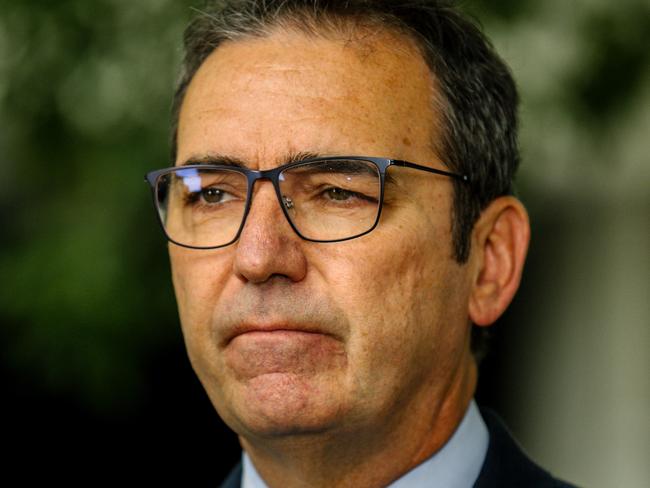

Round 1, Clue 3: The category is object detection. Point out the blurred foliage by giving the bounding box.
[0,0,195,413]
[0,0,648,418]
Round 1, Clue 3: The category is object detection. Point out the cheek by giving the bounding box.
[322,231,443,349]
[318,198,464,378]
[170,247,231,353]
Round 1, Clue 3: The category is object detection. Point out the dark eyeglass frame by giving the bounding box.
[144,156,470,250]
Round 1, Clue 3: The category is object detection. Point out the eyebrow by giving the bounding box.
[180,151,324,168]
[179,152,398,185]
[180,154,247,168]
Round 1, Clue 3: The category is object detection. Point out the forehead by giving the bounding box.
[176,28,439,166]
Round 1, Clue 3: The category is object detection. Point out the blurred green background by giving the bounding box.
[1,0,648,485]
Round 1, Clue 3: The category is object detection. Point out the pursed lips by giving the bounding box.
[223,322,336,347]
[221,322,348,378]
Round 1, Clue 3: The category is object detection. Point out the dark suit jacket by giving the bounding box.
[219,409,576,487]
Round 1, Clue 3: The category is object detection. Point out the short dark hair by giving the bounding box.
[171,0,520,360]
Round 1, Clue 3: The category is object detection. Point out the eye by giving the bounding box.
[201,187,234,204]
[324,187,356,201]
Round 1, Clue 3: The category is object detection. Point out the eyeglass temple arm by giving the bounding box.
[391,160,470,183]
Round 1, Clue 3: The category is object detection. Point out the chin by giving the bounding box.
[222,372,346,439]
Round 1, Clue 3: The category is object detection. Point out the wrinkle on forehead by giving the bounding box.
[177,26,442,167]
[187,25,433,100]
[221,31,422,92]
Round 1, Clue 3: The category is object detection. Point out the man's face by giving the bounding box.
[171,29,475,443]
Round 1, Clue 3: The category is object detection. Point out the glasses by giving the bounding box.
[145,156,469,250]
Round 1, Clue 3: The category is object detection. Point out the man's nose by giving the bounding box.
[232,182,308,284]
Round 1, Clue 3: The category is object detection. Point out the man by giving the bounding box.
[145,1,575,486]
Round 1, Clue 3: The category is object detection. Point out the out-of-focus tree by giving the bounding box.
[0,0,195,412]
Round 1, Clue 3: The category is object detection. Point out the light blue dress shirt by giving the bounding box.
[242,400,489,488]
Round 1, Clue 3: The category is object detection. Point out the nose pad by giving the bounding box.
[233,182,307,283]
[282,195,294,210]
[239,182,295,240]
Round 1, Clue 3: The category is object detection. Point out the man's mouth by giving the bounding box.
[222,325,346,378]
[223,322,333,346]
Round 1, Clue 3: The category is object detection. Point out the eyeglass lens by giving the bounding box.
[154,159,381,248]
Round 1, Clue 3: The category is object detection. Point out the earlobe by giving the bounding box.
[468,196,530,326]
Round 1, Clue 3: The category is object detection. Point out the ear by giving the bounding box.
[468,196,530,326]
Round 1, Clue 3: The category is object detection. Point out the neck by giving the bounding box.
[241,351,478,488]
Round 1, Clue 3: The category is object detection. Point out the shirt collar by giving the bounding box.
[386,400,488,488]
[242,450,267,488]
[242,400,488,488]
